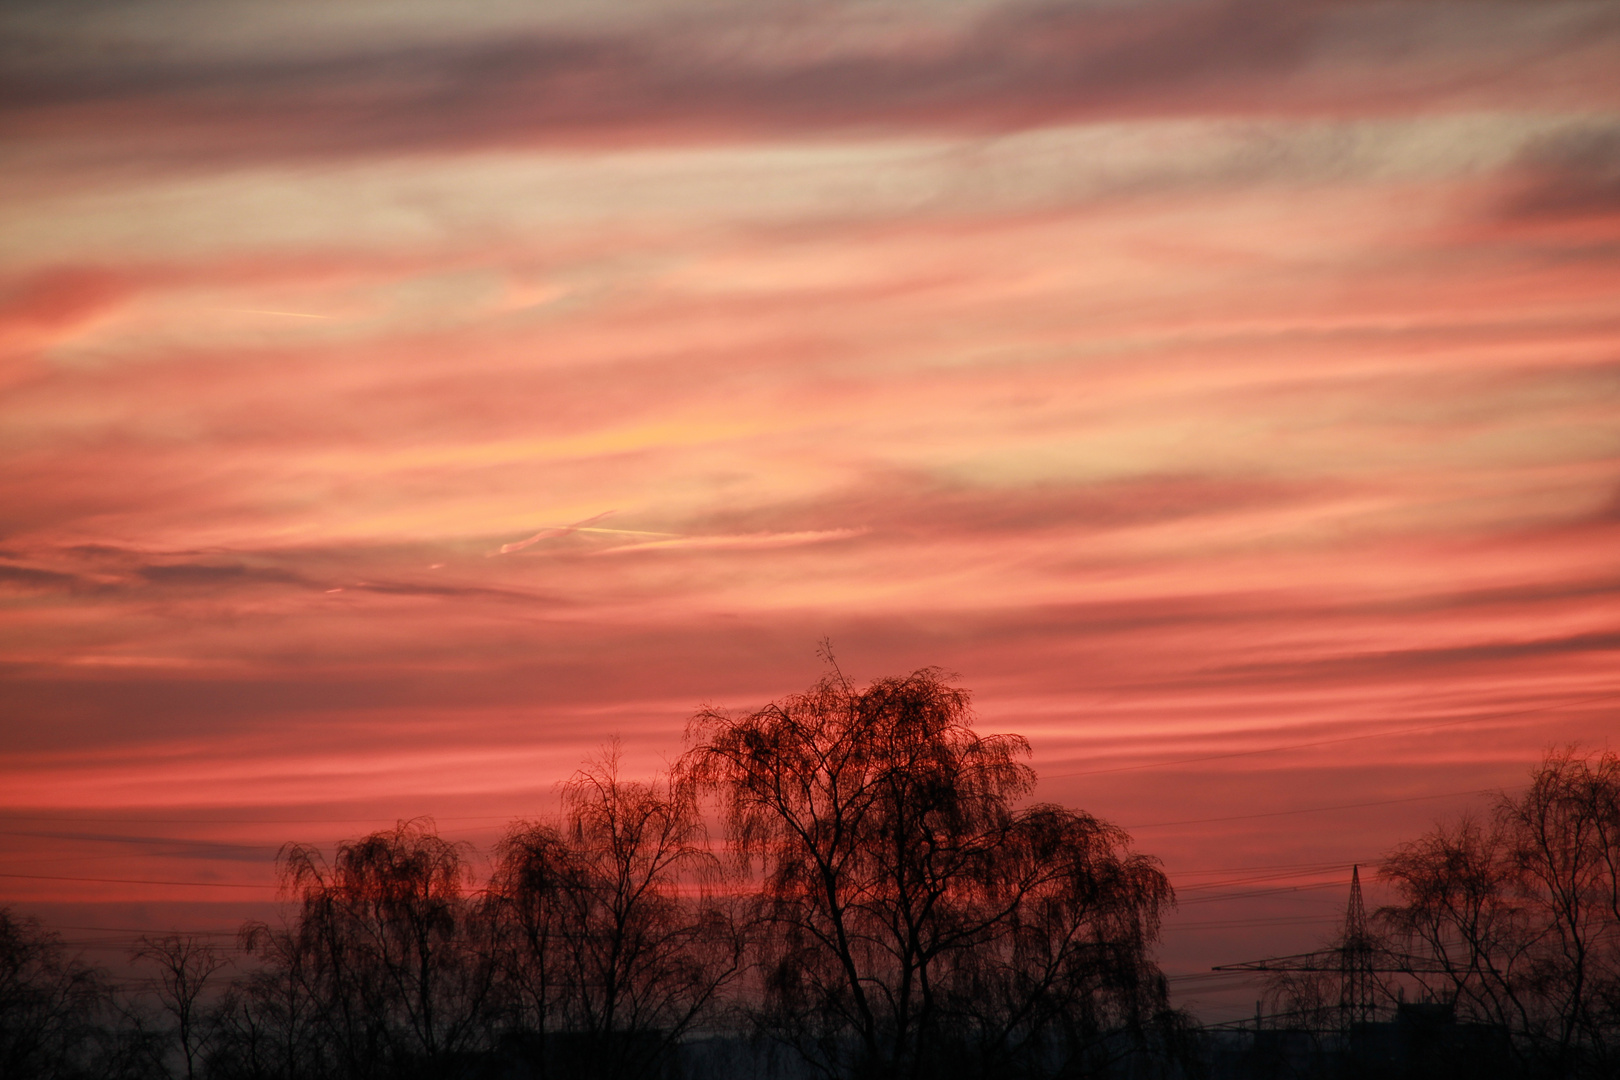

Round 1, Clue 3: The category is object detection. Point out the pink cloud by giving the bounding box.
[1,0,1618,1023]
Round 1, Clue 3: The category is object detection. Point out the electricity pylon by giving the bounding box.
[1212,864,1432,1033]
[1338,865,1376,1027]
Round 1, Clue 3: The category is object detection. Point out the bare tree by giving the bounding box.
[277,819,496,1079]
[211,919,327,1080]
[486,820,579,1068]
[133,934,230,1080]
[1501,747,1620,1075]
[1260,966,1341,1034]
[685,665,1175,1080]
[1379,817,1539,1046]
[1379,747,1620,1079]
[486,750,742,1080]
[0,908,107,1079]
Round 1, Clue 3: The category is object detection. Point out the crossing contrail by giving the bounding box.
[494,511,619,555]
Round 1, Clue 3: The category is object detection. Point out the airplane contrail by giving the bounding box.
[493,511,619,555]
[222,308,333,319]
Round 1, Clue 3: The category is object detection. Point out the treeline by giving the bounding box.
[7,671,1618,1080]
[1,669,1184,1080]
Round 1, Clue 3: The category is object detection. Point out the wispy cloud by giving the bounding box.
[595,528,868,555]
[5,1,1616,170]
[1,0,1617,1013]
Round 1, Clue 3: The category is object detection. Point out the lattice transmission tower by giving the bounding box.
[1338,865,1376,1028]
[1213,864,1429,1033]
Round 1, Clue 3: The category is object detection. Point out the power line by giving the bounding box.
[0,871,272,890]
[1177,880,1349,907]
[1177,865,1368,894]
[0,813,523,825]
[46,924,243,936]
[1166,914,1344,932]
[1171,857,1381,879]
[1123,787,1494,831]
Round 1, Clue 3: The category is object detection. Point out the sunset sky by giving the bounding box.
[3,0,1619,1022]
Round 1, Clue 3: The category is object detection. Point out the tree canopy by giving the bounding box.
[686,666,1177,1080]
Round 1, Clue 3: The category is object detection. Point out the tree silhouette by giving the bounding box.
[271,820,496,1079]
[1379,747,1620,1079]
[486,750,742,1080]
[485,820,576,1068]
[217,916,326,1080]
[0,908,106,1079]
[132,935,229,1080]
[686,665,1175,1080]
[1378,818,1536,1043]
